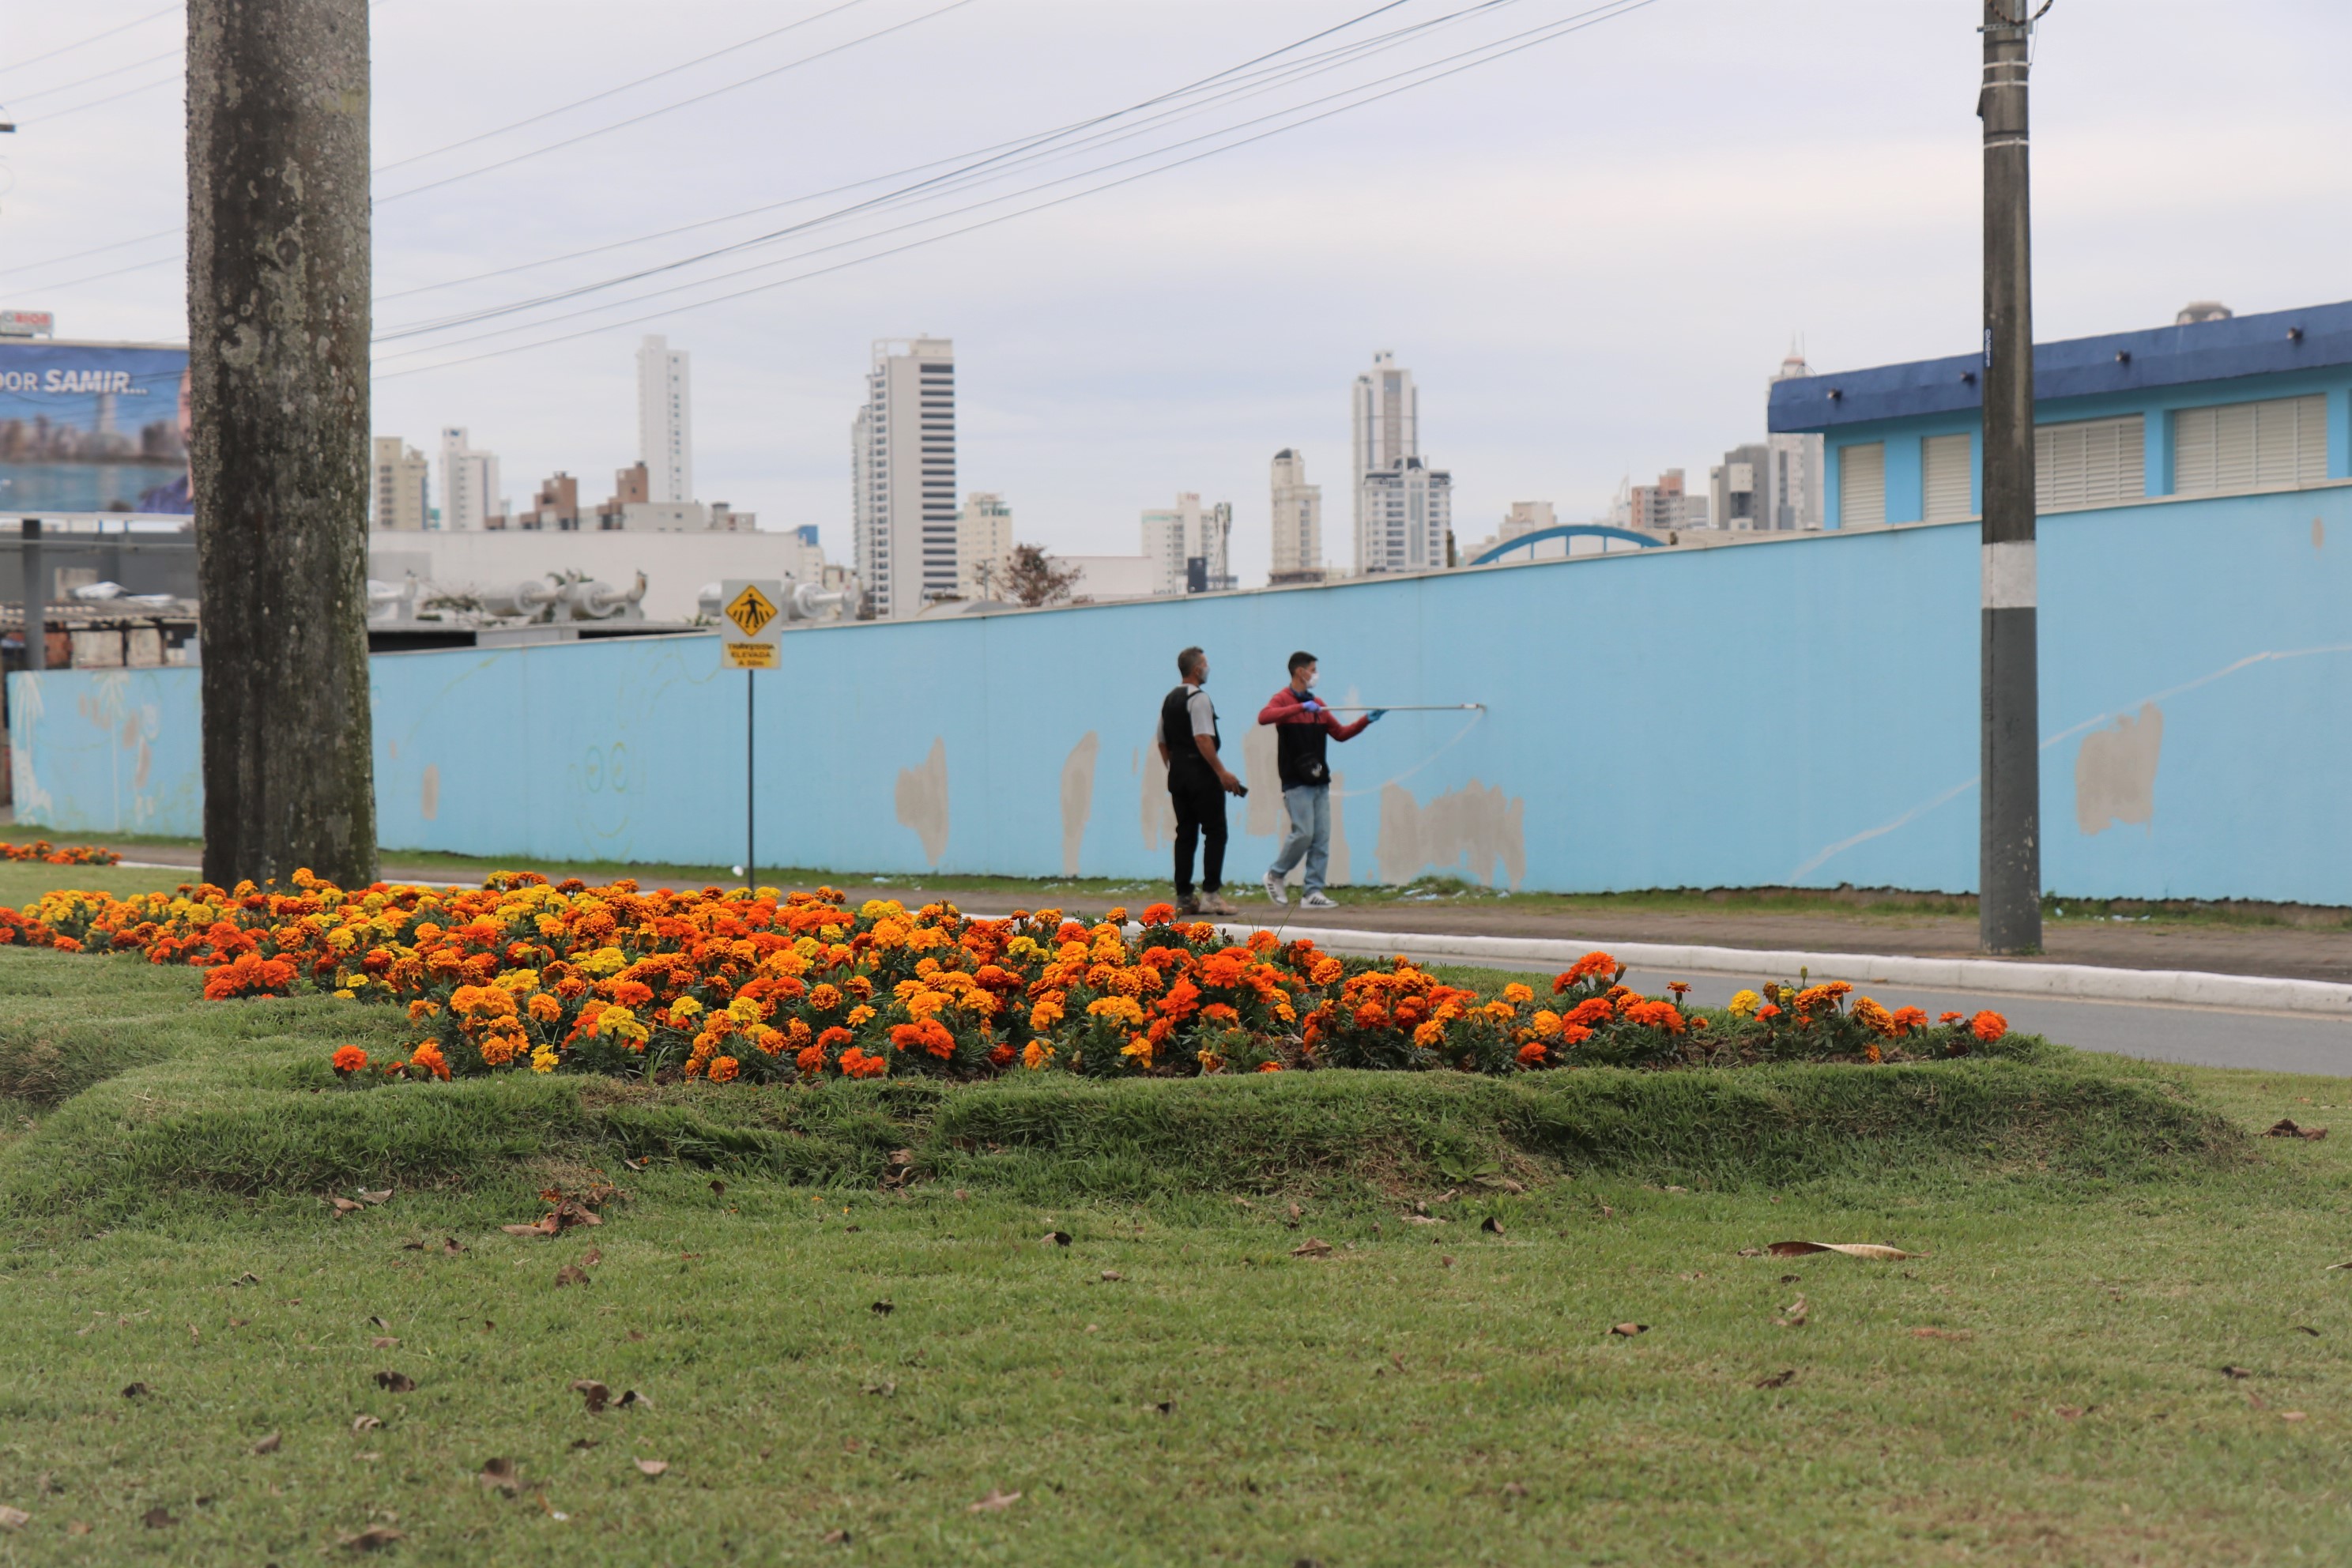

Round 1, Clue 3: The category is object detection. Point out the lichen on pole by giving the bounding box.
[187,0,378,888]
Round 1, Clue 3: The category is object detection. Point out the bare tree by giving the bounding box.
[187,0,378,888]
[1002,543,1081,609]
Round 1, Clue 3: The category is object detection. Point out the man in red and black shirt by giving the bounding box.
[1257,650,1382,910]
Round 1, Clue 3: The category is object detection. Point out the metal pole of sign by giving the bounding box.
[746,669,755,895]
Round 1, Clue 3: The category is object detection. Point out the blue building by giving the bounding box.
[1768,299,2352,527]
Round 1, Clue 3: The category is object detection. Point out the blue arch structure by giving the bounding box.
[1467,525,1664,566]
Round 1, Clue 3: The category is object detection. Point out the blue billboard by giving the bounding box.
[0,340,191,515]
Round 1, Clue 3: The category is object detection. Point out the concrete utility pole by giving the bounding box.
[187,0,379,889]
[1977,0,2045,954]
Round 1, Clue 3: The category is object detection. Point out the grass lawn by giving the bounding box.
[3,870,2351,1562]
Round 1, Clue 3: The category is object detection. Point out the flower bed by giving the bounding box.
[0,839,121,866]
[5,873,2015,1084]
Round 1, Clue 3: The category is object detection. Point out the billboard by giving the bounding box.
[0,340,191,515]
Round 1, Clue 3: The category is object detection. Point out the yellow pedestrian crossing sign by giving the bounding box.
[718,579,784,670]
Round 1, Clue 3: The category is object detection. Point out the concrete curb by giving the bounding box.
[1229,924,2352,1018]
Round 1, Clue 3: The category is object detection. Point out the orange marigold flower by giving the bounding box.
[1939,1012,1965,1024]
[1564,951,1618,984]
[987,1042,1016,1068]
[839,1046,888,1079]
[1516,1040,1548,1068]
[707,1055,741,1084]
[1412,1020,1444,1048]
[1310,957,1344,986]
[527,992,564,1023]
[1502,982,1535,1004]
[1852,997,1897,1038]
[889,1018,957,1058]
[1256,1061,1283,1072]
[1754,1003,1781,1020]
[796,1044,826,1076]
[808,982,842,1012]
[1970,1009,2007,1043]
[332,1044,368,1075]
[1890,1006,1928,1035]
[816,1025,853,1050]
[1140,903,1178,925]
[411,1041,452,1081]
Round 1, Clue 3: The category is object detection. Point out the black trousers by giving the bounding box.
[1169,770,1227,896]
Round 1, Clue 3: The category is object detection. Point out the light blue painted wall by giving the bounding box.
[13,482,2352,902]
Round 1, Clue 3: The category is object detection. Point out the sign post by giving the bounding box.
[718,579,783,892]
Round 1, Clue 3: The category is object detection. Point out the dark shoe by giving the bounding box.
[1176,894,1200,915]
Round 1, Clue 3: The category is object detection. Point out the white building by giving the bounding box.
[1268,449,1323,585]
[852,337,956,618]
[371,437,429,532]
[1766,349,1825,530]
[635,334,692,505]
[437,427,501,533]
[956,492,1014,599]
[1057,553,1157,603]
[1141,492,1234,595]
[1351,350,1417,478]
[1357,457,1451,574]
[366,526,841,624]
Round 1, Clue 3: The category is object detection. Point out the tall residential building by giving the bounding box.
[956,492,1014,600]
[635,334,692,504]
[518,472,580,531]
[851,337,956,618]
[437,427,500,533]
[371,437,429,532]
[1350,351,1417,570]
[1357,457,1451,574]
[1709,443,1770,530]
[1766,349,1825,530]
[1141,492,1234,595]
[1623,469,1709,533]
[1268,449,1324,585]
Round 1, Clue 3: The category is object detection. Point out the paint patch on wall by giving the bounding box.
[2075,703,2162,835]
[1138,730,1176,851]
[1374,778,1525,889]
[1242,722,1283,836]
[1059,732,1099,876]
[2316,516,2327,552]
[420,763,440,822]
[895,737,951,865]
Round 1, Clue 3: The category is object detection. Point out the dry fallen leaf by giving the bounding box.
[555,1265,591,1288]
[66,1521,91,1537]
[369,1316,390,1329]
[356,1189,394,1205]
[579,1248,602,1268]
[1755,1369,1796,1389]
[1912,1327,1973,1342]
[370,1336,398,1350]
[142,1506,176,1528]
[1287,1204,1302,1226]
[0,1506,28,1532]
[2282,1410,2309,1422]
[1480,1217,1505,1236]
[2056,1404,2086,1419]
[2266,1118,2329,1140]
[1779,1295,1810,1329]
[252,1432,282,1455]
[232,1272,261,1286]
[1501,1480,1529,1497]
[617,1389,649,1409]
[635,1459,669,1478]
[1767,1242,1918,1261]
[1100,1269,1123,1282]
[326,1197,364,1216]
[1609,1322,1648,1337]
[443,1238,464,1256]
[352,1415,382,1434]
[969,1489,1022,1513]
[1291,1238,1334,1258]
[340,1525,404,1552]
[571,1379,612,1414]
[2222,1365,2254,1380]
[1043,1231,1071,1247]
[374,1370,416,1393]
[870,1299,895,1316]
[823,1528,853,1544]
[1439,1254,1454,1268]
[1738,1247,1766,1257]
[1404,1216,1446,1226]
[479,1457,520,1495]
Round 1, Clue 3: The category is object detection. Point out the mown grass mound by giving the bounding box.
[0,944,2242,1221]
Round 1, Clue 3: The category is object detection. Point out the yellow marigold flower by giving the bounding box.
[582,946,627,977]
[530,1046,560,1073]
[1728,989,1760,1018]
[1087,995,1146,1027]
[527,993,564,1023]
[1531,1008,1563,1038]
[1022,1040,1054,1070]
[726,996,762,1025]
[1502,982,1535,1004]
[332,987,356,1000]
[1120,1035,1153,1063]
[669,996,703,1018]
[846,1004,876,1027]
[328,927,359,952]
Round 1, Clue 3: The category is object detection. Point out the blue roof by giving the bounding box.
[1768,298,2352,433]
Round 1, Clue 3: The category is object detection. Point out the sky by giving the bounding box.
[3,0,2350,582]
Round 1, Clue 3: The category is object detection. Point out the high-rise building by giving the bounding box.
[852,337,956,618]
[1765,349,1825,530]
[956,492,1014,600]
[371,437,429,531]
[1268,449,1323,585]
[635,334,692,504]
[437,427,501,533]
[1350,351,1417,570]
[1625,469,1708,533]
[1356,457,1451,574]
[1142,492,1234,595]
[518,472,580,531]
[1709,444,1769,530]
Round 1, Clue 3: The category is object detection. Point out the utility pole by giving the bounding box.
[1977,0,2045,954]
[187,0,379,889]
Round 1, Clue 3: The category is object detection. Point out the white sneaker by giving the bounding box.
[1299,891,1338,910]
[1263,872,1287,906]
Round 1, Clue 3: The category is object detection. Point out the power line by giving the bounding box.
[376,0,1528,339]
[376,0,1660,379]
[2,224,181,277]
[371,0,874,174]
[373,0,982,205]
[5,45,181,105]
[0,5,179,81]
[23,68,182,124]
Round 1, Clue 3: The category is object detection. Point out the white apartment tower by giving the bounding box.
[956,491,1014,600]
[1141,493,1234,595]
[438,427,501,533]
[1357,457,1452,574]
[1766,348,1825,530]
[1268,449,1324,585]
[852,337,956,618]
[636,334,693,504]
[371,437,429,532]
[1351,350,1418,477]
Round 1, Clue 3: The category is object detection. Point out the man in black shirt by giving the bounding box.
[1257,651,1382,910]
[1155,645,1245,915]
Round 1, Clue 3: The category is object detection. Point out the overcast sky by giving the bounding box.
[4,0,2348,580]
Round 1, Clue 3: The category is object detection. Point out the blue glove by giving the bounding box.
[1300,696,1324,714]
[1366,709,1388,724]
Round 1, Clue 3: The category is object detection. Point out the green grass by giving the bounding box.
[4,903,2351,1562]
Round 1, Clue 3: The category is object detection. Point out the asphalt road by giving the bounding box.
[1398,953,2352,1078]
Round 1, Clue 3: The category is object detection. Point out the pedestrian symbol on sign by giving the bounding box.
[724,583,778,639]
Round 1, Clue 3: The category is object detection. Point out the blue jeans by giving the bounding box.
[1268,783,1330,894]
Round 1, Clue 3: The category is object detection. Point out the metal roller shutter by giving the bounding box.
[1923,433,1974,521]
[2035,415,2146,512]
[1841,443,1886,527]
[2173,394,2327,494]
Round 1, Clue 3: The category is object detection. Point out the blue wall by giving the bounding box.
[13,483,2352,903]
